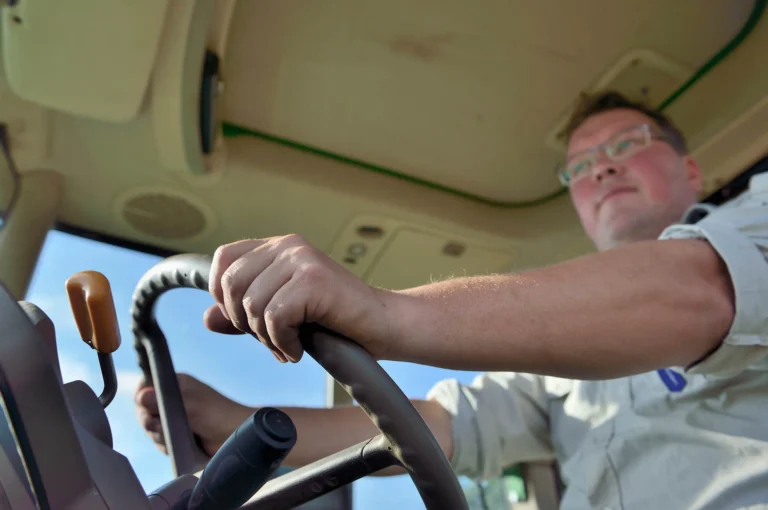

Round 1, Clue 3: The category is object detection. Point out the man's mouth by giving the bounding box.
[596,187,636,209]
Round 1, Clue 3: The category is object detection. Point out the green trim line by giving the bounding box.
[222,0,765,208]
[659,0,767,111]
[222,122,564,208]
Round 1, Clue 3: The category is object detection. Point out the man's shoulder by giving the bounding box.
[748,171,768,193]
[719,171,768,209]
[679,171,768,225]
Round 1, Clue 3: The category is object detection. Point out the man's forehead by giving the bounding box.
[566,109,655,155]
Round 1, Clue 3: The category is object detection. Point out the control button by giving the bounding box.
[347,243,367,258]
[261,409,295,441]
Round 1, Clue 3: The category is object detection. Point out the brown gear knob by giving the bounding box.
[65,270,122,354]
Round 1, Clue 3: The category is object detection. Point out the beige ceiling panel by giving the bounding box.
[663,9,768,189]
[1,0,169,122]
[2,0,764,285]
[693,96,768,193]
[362,228,514,290]
[0,62,51,171]
[222,0,753,204]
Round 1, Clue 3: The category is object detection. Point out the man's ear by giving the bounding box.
[683,155,704,194]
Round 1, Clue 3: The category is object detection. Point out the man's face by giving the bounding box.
[565,109,703,251]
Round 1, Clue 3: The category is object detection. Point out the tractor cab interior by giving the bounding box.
[0,0,767,508]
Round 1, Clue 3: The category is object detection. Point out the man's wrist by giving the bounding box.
[374,287,430,363]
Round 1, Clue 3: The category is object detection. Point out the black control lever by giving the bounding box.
[186,407,297,509]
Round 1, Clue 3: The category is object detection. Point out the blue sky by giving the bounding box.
[25,229,486,508]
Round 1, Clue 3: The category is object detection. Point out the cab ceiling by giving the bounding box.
[1,0,767,290]
[222,0,760,205]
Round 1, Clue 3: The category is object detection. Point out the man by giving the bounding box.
[135,91,768,508]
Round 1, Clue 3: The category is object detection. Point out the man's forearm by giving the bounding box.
[274,399,453,476]
[384,239,735,379]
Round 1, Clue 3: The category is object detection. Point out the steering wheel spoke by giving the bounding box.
[242,434,398,508]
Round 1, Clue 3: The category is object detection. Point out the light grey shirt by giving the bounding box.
[428,172,768,509]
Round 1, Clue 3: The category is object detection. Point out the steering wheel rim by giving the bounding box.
[130,253,468,510]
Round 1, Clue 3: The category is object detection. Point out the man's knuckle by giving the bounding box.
[212,244,229,262]
[211,245,233,284]
[283,233,306,245]
[263,303,280,326]
[247,315,265,337]
[296,262,326,284]
[274,241,306,262]
[242,296,260,316]
[220,269,237,293]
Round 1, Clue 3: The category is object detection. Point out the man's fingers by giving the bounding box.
[208,235,335,364]
[137,408,166,451]
[138,409,162,433]
[220,243,279,334]
[148,430,165,445]
[150,432,168,454]
[264,277,311,363]
[242,264,293,363]
[135,385,159,413]
[203,305,245,335]
[209,239,265,309]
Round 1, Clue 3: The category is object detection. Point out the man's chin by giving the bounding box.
[595,219,665,250]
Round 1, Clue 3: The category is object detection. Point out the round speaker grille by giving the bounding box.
[122,192,207,239]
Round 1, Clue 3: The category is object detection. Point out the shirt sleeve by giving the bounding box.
[426,372,556,479]
[658,180,768,377]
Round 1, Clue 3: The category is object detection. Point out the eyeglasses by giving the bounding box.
[557,123,672,187]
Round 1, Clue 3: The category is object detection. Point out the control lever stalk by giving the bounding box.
[187,407,297,509]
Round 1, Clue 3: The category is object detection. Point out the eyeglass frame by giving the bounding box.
[556,123,675,187]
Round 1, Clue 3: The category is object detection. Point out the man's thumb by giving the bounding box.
[203,304,245,335]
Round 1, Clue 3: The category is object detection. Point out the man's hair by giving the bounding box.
[563,91,688,154]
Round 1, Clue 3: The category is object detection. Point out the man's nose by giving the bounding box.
[593,166,619,182]
[591,152,624,182]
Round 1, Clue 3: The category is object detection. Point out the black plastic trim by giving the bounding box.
[702,153,768,205]
[52,222,180,259]
[242,434,397,509]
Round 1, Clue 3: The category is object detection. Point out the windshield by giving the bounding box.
[25,230,509,508]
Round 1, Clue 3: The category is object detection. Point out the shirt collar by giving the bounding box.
[680,202,717,225]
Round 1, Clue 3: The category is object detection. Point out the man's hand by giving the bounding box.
[204,235,397,363]
[134,374,254,457]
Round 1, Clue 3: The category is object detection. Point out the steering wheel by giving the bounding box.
[130,254,468,509]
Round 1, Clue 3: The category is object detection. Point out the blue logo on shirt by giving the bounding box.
[657,368,687,392]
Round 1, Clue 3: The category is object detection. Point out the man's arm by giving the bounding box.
[386,238,735,379]
[206,233,739,378]
[138,372,556,481]
[276,400,453,475]
[135,376,453,477]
